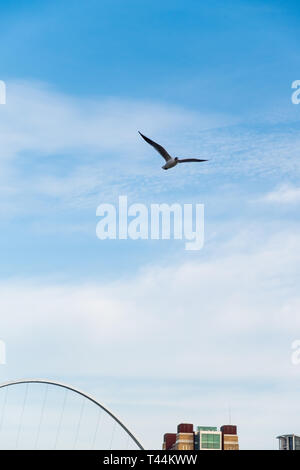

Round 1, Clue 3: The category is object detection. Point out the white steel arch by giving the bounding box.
[0,378,144,450]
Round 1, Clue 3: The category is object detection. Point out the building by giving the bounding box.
[162,433,176,451]
[175,423,194,450]
[163,424,194,450]
[162,423,239,450]
[277,434,300,450]
[194,426,222,450]
[221,425,239,450]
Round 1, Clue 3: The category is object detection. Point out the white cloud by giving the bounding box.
[1,80,300,216]
[0,80,231,161]
[1,227,299,381]
[1,226,300,448]
[262,184,300,204]
[0,80,235,213]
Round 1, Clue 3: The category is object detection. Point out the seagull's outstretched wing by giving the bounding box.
[138,132,172,162]
[177,158,208,163]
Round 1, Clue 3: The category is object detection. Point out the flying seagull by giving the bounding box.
[138,131,208,170]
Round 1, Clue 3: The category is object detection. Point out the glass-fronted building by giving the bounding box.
[194,426,222,450]
[163,423,239,450]
[277,434,300,450]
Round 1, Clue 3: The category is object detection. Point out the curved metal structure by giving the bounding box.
[0,378,144,450]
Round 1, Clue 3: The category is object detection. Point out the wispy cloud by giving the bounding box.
[1,80,300,218]
[2,225,299,380]
[0,80,231,160]
[261,184,300,204]
[0,80,235,213]
[1,224,300,448]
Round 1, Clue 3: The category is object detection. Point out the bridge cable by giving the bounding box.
[16,383,29,449]
[0,387,8,439]
[73,398,85,449]
[91,408,103,450]
[35,384,48,449]
[54,388,68,449]
[109,420,117,450]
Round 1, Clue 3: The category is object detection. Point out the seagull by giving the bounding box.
[138,131,208,170]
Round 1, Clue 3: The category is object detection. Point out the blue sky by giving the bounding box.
[0,0,300,450]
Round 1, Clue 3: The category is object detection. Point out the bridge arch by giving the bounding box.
[0,378,144,450]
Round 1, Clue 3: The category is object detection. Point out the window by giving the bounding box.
[201,433,221,450]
